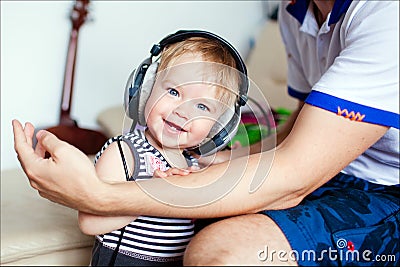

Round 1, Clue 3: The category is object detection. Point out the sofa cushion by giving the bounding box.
[1,169,94,265]
[97,105,127,138]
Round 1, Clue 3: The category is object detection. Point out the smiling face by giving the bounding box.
[144,54,228,150]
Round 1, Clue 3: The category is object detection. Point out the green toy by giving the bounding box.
[228,107,292,148]
[275,107,292,125]
[228,123,270,147]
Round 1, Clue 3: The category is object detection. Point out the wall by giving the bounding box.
[1,1,265,170]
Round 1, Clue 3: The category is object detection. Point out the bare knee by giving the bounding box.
[183,214,296,266]
[183,217,241,265]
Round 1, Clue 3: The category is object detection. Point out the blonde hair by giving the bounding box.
[157,37,241,108]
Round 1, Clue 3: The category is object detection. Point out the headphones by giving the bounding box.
[124,30,249,156]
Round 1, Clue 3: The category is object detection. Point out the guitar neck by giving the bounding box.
[60,28,79,126]
[59,0,89,126]
[46,0,109,155]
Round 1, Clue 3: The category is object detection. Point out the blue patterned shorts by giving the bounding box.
[262,173,399,266]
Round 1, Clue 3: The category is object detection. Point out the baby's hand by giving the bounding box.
[153,166,199,178]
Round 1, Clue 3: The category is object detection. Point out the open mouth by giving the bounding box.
[164,120,187,132]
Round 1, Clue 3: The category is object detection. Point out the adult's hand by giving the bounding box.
[12,119,105,211]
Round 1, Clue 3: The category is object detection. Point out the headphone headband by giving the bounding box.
[150,30,248,106]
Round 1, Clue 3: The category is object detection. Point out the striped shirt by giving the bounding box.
[94,130,197,262]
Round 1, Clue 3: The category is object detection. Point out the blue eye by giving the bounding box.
[197,103,209,112]
[168,88,179,97]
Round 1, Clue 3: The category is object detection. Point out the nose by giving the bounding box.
[173,104,189,120]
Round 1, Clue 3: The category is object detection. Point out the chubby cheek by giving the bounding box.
[144,107,160,140]
[144,96,169,125]
[186,120,215,145]
[145,107,164,136]
[144,106,153,129]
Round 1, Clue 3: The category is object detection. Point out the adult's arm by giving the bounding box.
[12,106,387,218]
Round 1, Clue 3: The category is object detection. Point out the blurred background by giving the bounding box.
[1,1,280,170]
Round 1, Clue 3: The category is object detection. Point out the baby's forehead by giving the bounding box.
[163,78,223,102]
[157,61,235,89]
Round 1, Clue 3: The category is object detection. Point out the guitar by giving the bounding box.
[45,0,108,155]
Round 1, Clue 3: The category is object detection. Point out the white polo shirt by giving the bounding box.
[279,0,399,185]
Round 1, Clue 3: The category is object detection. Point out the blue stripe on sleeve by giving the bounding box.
[288,86,309,101]
[305,91,400,129]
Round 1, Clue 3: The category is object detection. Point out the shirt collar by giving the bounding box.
[286,0,353,25]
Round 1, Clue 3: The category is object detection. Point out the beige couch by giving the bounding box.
[1,169,94,265]
[1,20,294,266]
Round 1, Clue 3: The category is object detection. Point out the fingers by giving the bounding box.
[34,131,48,158]
[153,169,168,178]
[13,119,28,151]
[35,129,66,161]
[12,119,35,164]
[24,122,35,148]
[153,167,196,178]
[12,120,44,185]
[167,168,190,176]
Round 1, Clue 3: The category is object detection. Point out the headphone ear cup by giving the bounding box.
[137,62,159,126]
[189,104,241,156]
[208,107,235,139]
[124,68,139,121]
[124,61,158,128]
